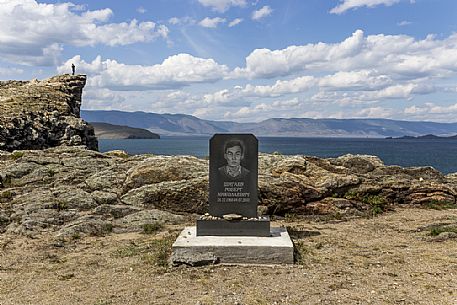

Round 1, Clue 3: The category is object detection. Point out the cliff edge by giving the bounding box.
[0,74,98,151]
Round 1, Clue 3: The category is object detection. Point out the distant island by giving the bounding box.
[82,110,457,138]
[91,122,160,139]
[386,134,457,140]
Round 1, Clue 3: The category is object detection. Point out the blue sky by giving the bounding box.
[1,0,457,122]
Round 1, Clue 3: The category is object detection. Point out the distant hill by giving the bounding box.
[90,122,160,139]
[392,134,457,140]
[81,110,457,138]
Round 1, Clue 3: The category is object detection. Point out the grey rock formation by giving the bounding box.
[0,147,456,237]
[0,74,97,151]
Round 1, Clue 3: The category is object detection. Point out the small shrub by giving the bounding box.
[102,223,113,233]
[71,232,81,240]
[53,200,68,211]
[344,189,359,200]
[293,240,313,265]
[363,195,386,217]
[1,175,12,188]
[47,169,56,177]
[10,151,24,160]
[284,213,298,222]
[0,190,14,200]
[142,222,163,234]
[344,191,387,217]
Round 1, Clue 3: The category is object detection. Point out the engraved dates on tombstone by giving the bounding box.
[209,134,258,218]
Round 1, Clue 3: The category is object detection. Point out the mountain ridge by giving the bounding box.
[81,110,457,138]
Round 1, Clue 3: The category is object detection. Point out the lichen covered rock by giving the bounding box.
[0,147,456,237]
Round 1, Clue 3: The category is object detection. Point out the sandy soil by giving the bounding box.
[1,207,457,305]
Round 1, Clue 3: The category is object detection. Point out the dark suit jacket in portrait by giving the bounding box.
[217,165,250,181]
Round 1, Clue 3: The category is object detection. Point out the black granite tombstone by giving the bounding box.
[209,134,258,217]
[197,134,270,236]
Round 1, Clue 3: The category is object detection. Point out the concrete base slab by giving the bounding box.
[171,226,294,265]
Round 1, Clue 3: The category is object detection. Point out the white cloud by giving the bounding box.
[199,17,226,28]
[234,30,457,82]
[397,20,412,26]
[252,6,273,21]
[0,0,168,66]
[169,17,180,25]
[57,54,229,90]
[222,97,306,121]
[201,75,315,107]
[319,70,392,91]
[312,82,435,105]
[168,16,196,25]
[0,67,23,76]
[405,102,457,115]
[330,0,401,14]
[243,76,316,97]
[197,0,247,12]
[137,6,146,14]
[402,102,457,122]
[354,106,394,118]
[228,18,243,27]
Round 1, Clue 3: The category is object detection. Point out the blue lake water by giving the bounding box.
[99,136,457,174]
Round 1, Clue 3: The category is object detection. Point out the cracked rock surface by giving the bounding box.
[0,146,455,237]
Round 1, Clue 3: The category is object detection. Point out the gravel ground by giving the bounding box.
[1,207,457,305]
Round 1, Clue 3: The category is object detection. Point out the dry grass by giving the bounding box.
[1,207,457,305]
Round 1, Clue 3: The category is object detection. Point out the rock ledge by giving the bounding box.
[0,74,97,151]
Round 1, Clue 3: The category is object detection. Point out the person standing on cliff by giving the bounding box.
[71,63,75,75]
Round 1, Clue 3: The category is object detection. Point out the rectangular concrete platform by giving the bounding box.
[171,226,294,266]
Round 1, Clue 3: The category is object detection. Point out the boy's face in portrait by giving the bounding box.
[224,145,242,167]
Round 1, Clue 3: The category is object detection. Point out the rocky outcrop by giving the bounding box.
[0,75,97,151]
[90,122,160,139]
[0,147,456,237]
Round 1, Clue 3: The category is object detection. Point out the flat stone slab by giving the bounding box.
[171,226,294,266]
[196,217,270,237]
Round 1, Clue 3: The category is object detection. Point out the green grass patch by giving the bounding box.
[115,243,143,258]
[10,151,24,160]
[425,199,456,210]
[344,189,359,200]
[429,225,457,237]
[284,212,299,222]
[114,233,178,268]
[344,190,386,217]
[142,234,177,267]
[142,222,163,234]
[0,190,14,200]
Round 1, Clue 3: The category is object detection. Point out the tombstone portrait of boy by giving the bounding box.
[218,139,250,180]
